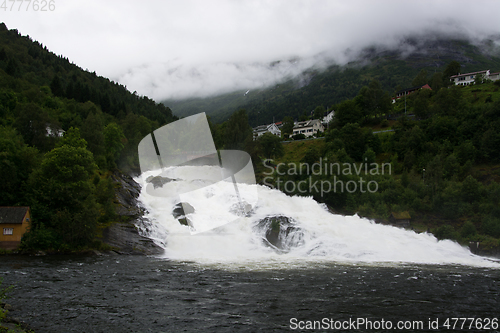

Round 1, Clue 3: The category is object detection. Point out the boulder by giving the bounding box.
[146,175,178,189]
[172,202,195,226]
[256,215,304,252]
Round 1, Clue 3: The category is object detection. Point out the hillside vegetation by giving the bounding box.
[2,21,500,253]
[259,80,500,251]
[0,23,177,251]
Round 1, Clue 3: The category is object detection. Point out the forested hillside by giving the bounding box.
[167,37,500,126]
[257,78,500,252]
[0,23,177,251]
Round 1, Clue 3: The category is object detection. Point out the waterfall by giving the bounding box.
[135,165,498,267]
[134,113,497,268]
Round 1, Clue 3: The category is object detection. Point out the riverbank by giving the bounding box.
[1,171,163,257]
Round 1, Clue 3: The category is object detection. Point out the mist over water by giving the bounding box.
[136,166,498,268]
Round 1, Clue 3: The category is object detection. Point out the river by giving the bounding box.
[1,165,499,332]
[1,255,499,332]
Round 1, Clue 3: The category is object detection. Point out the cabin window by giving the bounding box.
[3,228,14,235]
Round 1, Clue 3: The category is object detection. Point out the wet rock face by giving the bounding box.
[111,172,142,217]
[101,219,164,255]
[256,215,304,252]
[102,171,164,255]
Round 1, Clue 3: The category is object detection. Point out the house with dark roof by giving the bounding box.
[0,207,31,250]
[392,84,431,103]
[292,119,325,137]
[253,123,281,140]
[449,69,500,86]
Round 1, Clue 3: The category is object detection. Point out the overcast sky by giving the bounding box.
[3,0,500,100]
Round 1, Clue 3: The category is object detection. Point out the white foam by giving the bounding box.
[136,166,499,268]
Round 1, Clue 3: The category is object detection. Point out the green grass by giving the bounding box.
[279,139,325,163]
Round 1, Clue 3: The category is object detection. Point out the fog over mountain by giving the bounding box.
[3,0,500,100]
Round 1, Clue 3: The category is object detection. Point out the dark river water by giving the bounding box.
[1,255,499,332]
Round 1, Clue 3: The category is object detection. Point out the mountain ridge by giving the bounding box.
[164,35,500,126]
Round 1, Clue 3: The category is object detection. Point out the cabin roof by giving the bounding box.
[0,207,29,224]
[391,211,411,220]
[395,84,431,95]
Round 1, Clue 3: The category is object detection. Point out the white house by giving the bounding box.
[253,123,281,140]
[392,84,432,103]
[489,72,500,81]
[322,110,335,126]
[292,119,324,138]
[450,70,500,86]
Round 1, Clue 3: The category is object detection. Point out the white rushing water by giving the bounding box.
[136,166,498,268]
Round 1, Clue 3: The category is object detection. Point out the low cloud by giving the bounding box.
[3,0,500,100]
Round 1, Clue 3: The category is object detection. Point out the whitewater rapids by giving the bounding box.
[135,166,498,268]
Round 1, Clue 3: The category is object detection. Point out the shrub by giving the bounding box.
[460,221,477,239]
[0,277,13,323]
[292,133,306,140]
[482,217,500,238]
[434,225,457,241]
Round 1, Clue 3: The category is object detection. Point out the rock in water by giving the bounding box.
[146,175,178,189]
[172,202,195,226]
[256,215,304,252]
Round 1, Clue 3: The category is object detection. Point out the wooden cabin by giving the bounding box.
[389,211,411,227]
[0,206,31,250]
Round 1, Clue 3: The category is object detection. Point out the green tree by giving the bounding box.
[333,100,362,128]
[50,75,65,97]
[480,129,500,162]
[104,122,126,168]
[257,132,284,159]
[27,128,99,247]
[434,224,457,240]
[362,147,376,165]
[482,217,500,238]
[412,69,428,87]
[0,126,40,204]
[5,58,20,77]
[313,106,325,119]
[443,61,461,86]
[81,111,105,164]
[302,146,320,165]
[461,175,480,203]
[413,90,431,119]
[356,80,392,118]
[460,221,477,239]
[339,123,365,161]
[429,72,443,91]
[282,116,294,137]
[14,103,55,151]
[224,109,252,150]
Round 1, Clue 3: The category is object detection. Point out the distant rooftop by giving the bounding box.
[0,206,29,224]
